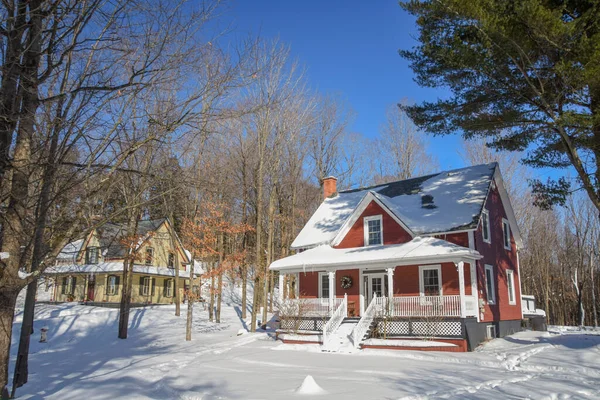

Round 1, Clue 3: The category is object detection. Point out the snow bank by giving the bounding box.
[295,375,326,395]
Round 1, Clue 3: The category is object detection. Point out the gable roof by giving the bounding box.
[291,163,498,249]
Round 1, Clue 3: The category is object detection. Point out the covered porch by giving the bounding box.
[272,237,482,322]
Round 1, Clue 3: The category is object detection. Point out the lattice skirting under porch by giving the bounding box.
[280,317,326,332]
[371,318,463,338]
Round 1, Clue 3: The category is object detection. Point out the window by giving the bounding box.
[482,209,491,244]
[86,247,99,264]
[364,215,383,246]
[502,218,511,250]
[140,276,151,296]
[145,247,154,265]
[419,265,442,296]
[106,275,120,296]
[168,253,175,269]
[61,276,76,295]
[486,324,497,339]
[507,270,516,305]
[318,272,331,299]
[485,264,496,304]
[163,279,174,297]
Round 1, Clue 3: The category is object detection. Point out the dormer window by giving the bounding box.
[168,253,175,269]
[86,247,99,264]
[145,247,154,265]
[364,215,383,246]
[482,209,491,244]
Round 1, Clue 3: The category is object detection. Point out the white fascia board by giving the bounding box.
[270,253,482,274]
[493,168,523,248]
[330,192,414,247]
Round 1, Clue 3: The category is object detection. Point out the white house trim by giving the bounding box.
[363,215,383,246]
[331,192,414,247]
[502,218,511,250]
[482,209,491,244]
[484,264,496,304]
[493,168,523,248]
[418,265,443,296]
[507,269,516,305]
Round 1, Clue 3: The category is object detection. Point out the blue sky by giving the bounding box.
[223,0,463,170]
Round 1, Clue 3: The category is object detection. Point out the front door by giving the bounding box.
[87,276,95,301]
[365,273,386,305]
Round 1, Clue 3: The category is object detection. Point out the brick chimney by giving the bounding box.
[323,176,337,199]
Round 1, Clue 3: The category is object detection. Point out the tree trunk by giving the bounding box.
[118,216,139,339]
[209,267,215,322]
[591,250,598,328]
[216,273,223,323]
[0,290,19,397]
[241,264,248,319]
[186,253,195,341]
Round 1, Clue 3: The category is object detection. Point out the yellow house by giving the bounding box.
[45,218,201,305]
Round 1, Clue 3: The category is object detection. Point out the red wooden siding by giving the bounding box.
[475,182,522,322]
[335,201,412,248]
[299,271,319,298]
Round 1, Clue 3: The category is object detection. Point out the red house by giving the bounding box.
[270,163,523,352]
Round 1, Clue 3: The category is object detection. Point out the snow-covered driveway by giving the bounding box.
[10,294,600,399]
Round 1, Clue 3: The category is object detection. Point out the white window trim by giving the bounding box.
[502,218,511,250]
[482,209,491,244]
[142,277,151,296]
[507,270,516,305]
[418,265,443,296]
[165,278,173,297]
[484,264,496,304]
[318,272,334,301]
[486,324,496,339]
[146,247,154,265]
[363,215,383,246]
[107,275,118,296]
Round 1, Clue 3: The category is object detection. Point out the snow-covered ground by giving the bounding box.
[10,284,600,399]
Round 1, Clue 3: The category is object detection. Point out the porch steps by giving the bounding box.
[321,319,359,353]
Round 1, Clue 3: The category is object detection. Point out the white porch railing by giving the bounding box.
[351,295,384,348]
[278,297,344,318]
[322,294,348,348]
[388,295,477,317]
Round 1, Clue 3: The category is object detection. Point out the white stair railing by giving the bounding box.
[351,295,384,348]
[322,294,347,347]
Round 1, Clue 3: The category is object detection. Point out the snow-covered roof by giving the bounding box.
[56,239,84,261]
[291,163,497,249]
[271,237,481,273]
[45,262,201,278]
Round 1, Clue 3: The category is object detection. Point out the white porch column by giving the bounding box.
[328,270,335,315]
[457,261,466,318]
[386,268,394,299]
[278,273,284,303]
[386,267,394,315]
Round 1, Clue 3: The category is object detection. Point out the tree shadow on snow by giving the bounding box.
[503,332,600,349]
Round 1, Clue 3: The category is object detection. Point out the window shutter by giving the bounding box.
[163,279,168,296]
[62,277,67,294]
[139,276,144,295]
[115,276,120,295]
[72,277,77,295]
[151,278,156,296]
[105,277,109,295]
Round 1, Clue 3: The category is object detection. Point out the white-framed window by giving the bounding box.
[484,264,496,304]
[163,278,174,297]
[507,269,516,305]
[62,276,76,295]
[141,276,151,296]
[86,247,99,264]
[107,275,119,295]
[364,215,383,246]
[482,209,491,244]
[419,265,442,296]
[502,218,511,250]
[168,253,175,269]
[318,272,332,300]
[145,247,154,265]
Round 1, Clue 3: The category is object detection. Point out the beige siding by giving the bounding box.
[53,273,187,304]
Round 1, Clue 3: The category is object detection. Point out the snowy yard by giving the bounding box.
[10,288,600,399]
